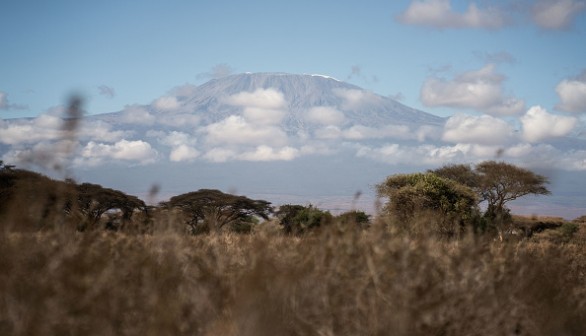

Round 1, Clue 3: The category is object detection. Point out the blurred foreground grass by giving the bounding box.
[1,221,585,336]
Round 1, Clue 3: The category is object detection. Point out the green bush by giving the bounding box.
[560,222,579,239]
[275,204,333,234]
[377,173,479,236]
[335,210,370,228]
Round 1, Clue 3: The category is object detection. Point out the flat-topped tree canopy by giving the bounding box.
[75,182,147,226]
[162,189,272,233]
[431,161,551,220]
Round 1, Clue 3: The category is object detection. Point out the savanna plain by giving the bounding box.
[1,159,586,336]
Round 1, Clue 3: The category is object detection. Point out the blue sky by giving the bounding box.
[1,0,585,119]
[2,1,586,217]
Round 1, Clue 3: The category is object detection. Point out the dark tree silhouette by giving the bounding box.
[161,189,272,234]
[0,167,77,229]
[74,183,147,230]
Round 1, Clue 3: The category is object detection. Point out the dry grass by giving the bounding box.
[3,95,584,335]
[1,218,585,336]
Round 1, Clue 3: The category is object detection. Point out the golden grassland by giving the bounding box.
[1,216,585,336]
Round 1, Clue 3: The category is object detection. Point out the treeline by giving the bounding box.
[0,160,368,235]
[0,159,581,240]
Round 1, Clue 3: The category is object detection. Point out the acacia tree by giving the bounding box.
[475,161,550,218]
[429,164,479,190]
[74,183,147,230]
[162,189,272,234]
[376,173,478,236]
[432,161,550,219]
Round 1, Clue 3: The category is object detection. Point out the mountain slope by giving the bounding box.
[91,73,443,132]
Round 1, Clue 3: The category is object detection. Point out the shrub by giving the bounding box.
[377,173,479,236]
[275,204,333,234]
[335,210,370,229]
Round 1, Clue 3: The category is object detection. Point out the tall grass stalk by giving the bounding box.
[0,220,584,335]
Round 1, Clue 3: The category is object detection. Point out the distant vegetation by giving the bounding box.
[1,158,585,335]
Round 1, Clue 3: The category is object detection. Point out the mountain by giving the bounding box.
[173,72,443,127]
[92,72,443,133]
[46,73,450,212]
[2,73,585,218]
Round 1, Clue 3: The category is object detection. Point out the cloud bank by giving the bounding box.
[2,83,585,172]
[442,114,515,146]
[420,64,525,115]
[397,0,507,29]
[520,106,577,142]
[398,0,586,30]
[532,0,586,30]
[556,70,586,112]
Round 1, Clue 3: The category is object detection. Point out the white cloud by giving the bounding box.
[305,106,346,126]
[224,88,288,125]
[78,139,157,166]
[315,126,343,139]
[0,116,62,145]
[501,143,586,171]
[80,120,127,142]
[415,125,443,142]
[299,143,336,156]
[159,113,201,127]
[484,98,526,116]
[225,88,286,110]
[34,114,62,129]
[556,71,586,112]
[532,0,586,30]
[0,113,127,146]
[203,115,288,146]
[158,131,196,147]
[354,141,586,172]
[169,145,200,162]
[344,124,412,140]
[355,142,517,167]
[420,64,525,115]
[238,146,300,161]
[153,96,180,111]
[333,88,381,110]
[521,106,577,142]
[1,140,80,170]
[442,114,515,145]
[355,143,476,166]
[120,105,156,125]
[242,107,286,125]
[202,145,299,162]
[397,0,506,29]
[557,150,586,170]
[156,131,200,162]
[314,124,414,141]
